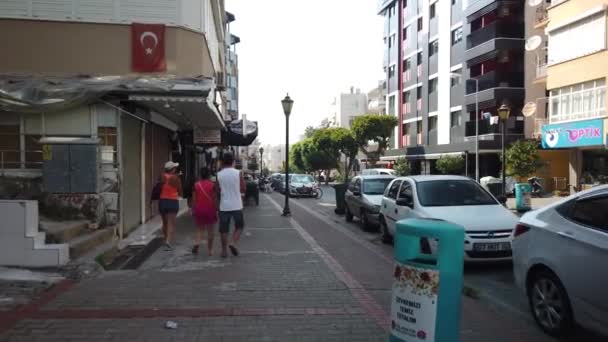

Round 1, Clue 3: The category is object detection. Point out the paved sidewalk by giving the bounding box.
[0,196,553,341]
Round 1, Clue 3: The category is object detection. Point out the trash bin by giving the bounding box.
[391,218,465,342]
[332,183,347,215]
[515,183,532,212]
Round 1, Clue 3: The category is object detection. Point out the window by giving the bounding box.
[549,79,606,123]
[428,116,437,131]
[548,12,606,65]
[387,180,402,199]
[428,78,437,94]
[451,69,461,87]
[559,195,608,231]
[451,27,463,45]
[416,180,498,207]
[403,26,408,41]
[363,178,393,195]
[388,65,396,79]
[389,34,396,48]
[452,0,456,4]
[0,124,20,169]
[403,0,407,8]
[429,40,439,57]
[416,86,422,100]
[450,111,462,127]
[404,58,411,71]
[398,182,413,200]
[403,91,410,103]
[417,17,423,31]
[430,3,436,19]
[416,121,422,134]
[417,52,423,65]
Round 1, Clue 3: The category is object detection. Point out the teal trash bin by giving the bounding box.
[332,183,347,215]
[390,218,465,342]
[515,183,532,212]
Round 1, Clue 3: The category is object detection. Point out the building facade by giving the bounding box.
[540,0,608,190]
[368,81,388,115]
[330,87,369,129]
[378,0,526,177]
[225,11,240,121]
[0,0,233,265]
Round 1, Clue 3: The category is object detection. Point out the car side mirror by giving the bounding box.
[396,197,413,208]
[497,195,507,205]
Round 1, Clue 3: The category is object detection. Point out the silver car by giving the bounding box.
[345,175,395,229]
[513,185,608,337]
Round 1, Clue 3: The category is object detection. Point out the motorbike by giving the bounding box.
[528,176,543,197]
[312,184,323,199]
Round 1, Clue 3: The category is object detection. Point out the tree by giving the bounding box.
[435,155,465,175]
[393,157,411,176]
[351,114,399,166]
[311,127,358,183]
[505,140,543,179]
[304,126,317,139]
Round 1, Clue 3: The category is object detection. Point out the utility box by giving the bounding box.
[42,138,99,193]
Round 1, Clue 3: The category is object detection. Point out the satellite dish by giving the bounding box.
[525,35,542,51]
[522,102,537,117]
[528,0,542,7]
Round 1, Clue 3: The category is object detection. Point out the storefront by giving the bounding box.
[541,118,607,191]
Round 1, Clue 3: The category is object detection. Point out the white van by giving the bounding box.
[361,168,396,176]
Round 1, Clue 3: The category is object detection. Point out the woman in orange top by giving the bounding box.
[159,161,183,250]
[190,167,218,256]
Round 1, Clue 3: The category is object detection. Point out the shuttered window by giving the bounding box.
[548,11,606,65]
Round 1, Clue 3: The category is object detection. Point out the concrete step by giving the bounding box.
[41,220,90,244]
[69,228,115,260]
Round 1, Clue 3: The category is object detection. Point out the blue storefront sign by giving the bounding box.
[542,119,605,149]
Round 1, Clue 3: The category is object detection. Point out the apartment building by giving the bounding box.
[331,87,369,129]
[0,0,233,266]
[378,0,526,177]
[225,11,240,121]
[540,0,608,190]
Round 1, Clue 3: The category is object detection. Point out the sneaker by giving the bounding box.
[192,245,199,255]
[229,245,239,257]
[164,242,173,251]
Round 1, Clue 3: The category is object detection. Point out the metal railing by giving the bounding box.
[0,150,43,174]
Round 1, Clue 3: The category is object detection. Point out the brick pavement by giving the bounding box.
[0,195,556,341]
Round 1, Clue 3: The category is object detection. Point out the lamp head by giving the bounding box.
[281,94,294,116]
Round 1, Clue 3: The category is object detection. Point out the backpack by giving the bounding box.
[150,175,165,202]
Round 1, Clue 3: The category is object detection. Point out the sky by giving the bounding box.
[225,0,385,146]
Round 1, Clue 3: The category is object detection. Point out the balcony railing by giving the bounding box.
[466,70,525,94]
[536,63,547,79]
[533,118,548,138]
[465,119,524,137]
[535,5,549,26]
[467,20,525,49]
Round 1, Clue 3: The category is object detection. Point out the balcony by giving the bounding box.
[465,119,524,137]
[533,118,548,139]
[466,70,524,94]
[467,20,524,50]
[535,5,549,28]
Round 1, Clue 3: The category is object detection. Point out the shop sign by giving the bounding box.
[194,129,221,145]
[542,119,604,149]
[391,262,439,341]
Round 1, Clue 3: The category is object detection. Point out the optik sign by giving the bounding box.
[542,119,605,149]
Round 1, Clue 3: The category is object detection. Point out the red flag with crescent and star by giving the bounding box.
[132,23,166,72]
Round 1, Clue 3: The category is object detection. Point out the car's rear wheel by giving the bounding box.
[380,218,392,244]
[345,206,353,222]
[361,210,371,231]
[527,269,574,337]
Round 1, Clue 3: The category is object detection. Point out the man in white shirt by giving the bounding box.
[216,152,246,257]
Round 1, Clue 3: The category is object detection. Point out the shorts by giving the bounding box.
[192,205,218,226]
[159,199,179,215]
[219,210,244,233]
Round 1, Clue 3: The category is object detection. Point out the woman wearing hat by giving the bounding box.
[159,161,183,250]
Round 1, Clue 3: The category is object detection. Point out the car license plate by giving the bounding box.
[473,242,511,252]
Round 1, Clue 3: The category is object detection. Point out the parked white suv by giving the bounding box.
[513,185,608,337]
[379,175,519,261]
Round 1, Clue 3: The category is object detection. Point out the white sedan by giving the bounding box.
[513,185,608,337]
[379,175,519,261]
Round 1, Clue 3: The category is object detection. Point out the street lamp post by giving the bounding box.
[450,73,479,182]
[498,104,511,197]
[281,94,294,217]
[259,147,264,176]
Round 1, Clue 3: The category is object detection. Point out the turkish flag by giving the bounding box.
[132,23,166,72]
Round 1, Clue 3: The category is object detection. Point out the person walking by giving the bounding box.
[159,161,182,250]
[216,152,245,258]
[191,167,218,256]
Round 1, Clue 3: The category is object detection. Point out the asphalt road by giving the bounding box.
[274,185,604,342]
